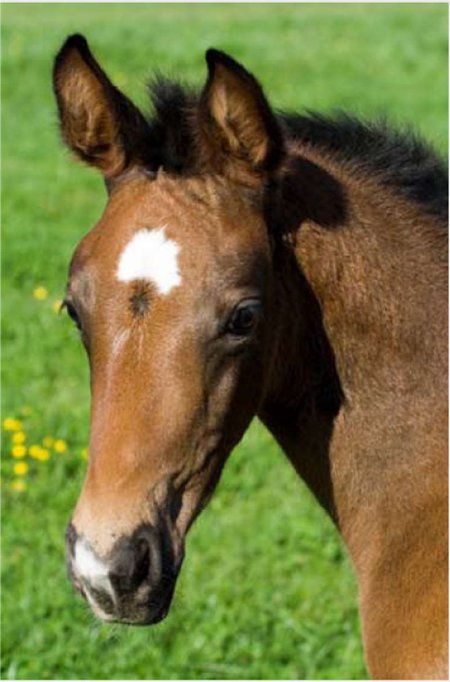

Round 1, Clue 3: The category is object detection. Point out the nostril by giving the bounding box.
[134,538,150,585]
[109,537,151,594]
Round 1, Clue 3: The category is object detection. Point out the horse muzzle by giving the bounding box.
[66,522,182,625]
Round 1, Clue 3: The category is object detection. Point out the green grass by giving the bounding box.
[1,3,447,679]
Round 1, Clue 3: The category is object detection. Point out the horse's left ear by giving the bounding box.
[199,49,284,177]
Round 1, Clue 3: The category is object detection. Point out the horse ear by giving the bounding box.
[53,34,149,178]
[199,49,284,176]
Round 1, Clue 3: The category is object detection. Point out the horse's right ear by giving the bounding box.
[53,34,149,178]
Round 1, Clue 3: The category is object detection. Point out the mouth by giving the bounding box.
[73,572,178,625]
[118,583,176,625]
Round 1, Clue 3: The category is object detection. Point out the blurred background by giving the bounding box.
[2,3,447,679]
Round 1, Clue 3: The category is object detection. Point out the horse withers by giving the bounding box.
[53,35,448,679]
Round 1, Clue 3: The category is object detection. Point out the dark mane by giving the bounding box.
[280,112,448,223]
[146,78,448,223]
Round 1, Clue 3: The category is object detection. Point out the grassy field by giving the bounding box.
[2,4,447,680]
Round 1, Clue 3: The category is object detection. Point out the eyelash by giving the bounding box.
[62,299,82,331]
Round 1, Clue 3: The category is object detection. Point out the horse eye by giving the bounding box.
[63,300,82,331]
[226,300,262,336]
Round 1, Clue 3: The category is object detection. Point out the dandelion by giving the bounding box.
[36,448,50,461]
[3,418,23,432]
[52,299,63,314]
[42,436,54,448]
[54,439,67,454]
[80,447,89,460]
[33,286,48,301]
[29,444,43,459]
[29,445,50,461]
[12,432,26,445]
[11,445,27,458]
[13,462,28,476]
[10,479,26,492]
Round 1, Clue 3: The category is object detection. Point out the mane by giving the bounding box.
[146,78,448,223]
[280,112,448,223]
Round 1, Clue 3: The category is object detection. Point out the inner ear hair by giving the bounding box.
[199,49,284,174]
[53,34,149,178]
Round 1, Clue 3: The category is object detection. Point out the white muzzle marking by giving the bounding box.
[74,539,115,609]
[116,227,181,295]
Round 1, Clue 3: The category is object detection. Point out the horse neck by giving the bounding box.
[259,146,447,567]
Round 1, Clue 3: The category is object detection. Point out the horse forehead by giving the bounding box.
[114,222,245,295]
[108,173,258,242]
[71,174,263,288]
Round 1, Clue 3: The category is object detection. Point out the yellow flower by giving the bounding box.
[13,462,28,475]
[52,299,63,313]
[3,418,23,431]
[54,439,67,454]
[37,448,50,461]
[29,444,43,459]
[33,286,48,301]
[11,445,27,458]
[12,432,26,444]
[80,447,89,460]
[42,436,54,448]
[29,445,50,461]
[10,479,26,492]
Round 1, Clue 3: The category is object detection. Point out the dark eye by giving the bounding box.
[226,300,262,336]
[63,300,82,331]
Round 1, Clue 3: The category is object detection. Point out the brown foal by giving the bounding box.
[53,35,448,679]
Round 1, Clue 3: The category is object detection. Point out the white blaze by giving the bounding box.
[116,227,181,295]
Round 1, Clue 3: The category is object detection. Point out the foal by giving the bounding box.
[53,35,448,679]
